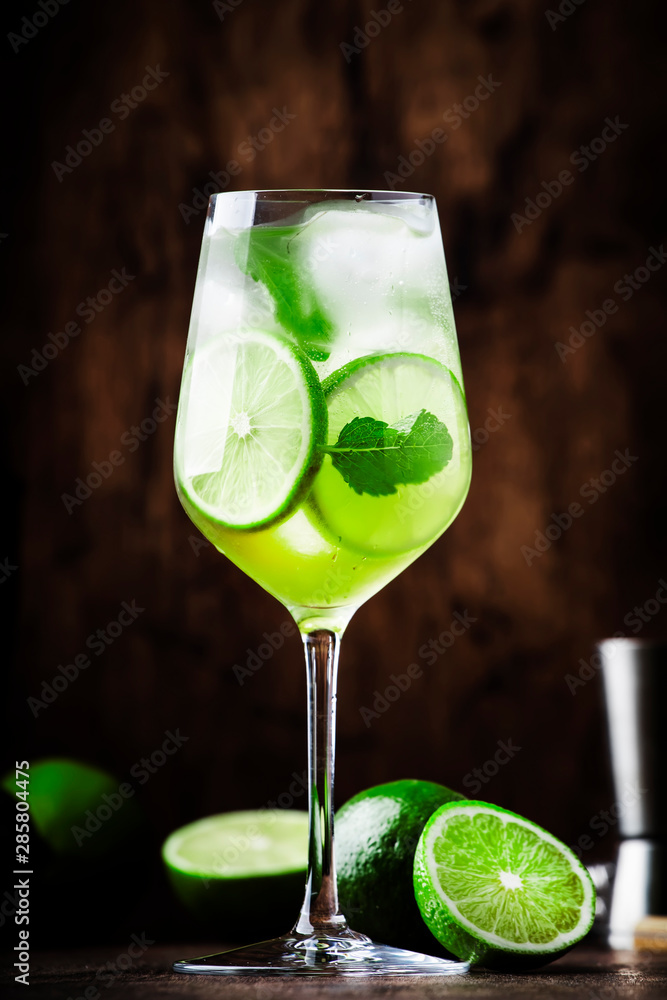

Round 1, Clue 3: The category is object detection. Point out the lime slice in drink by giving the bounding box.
[162,810,308,938]
[310,352,471,556]
[413,801,596,970]
[175,331,327,530]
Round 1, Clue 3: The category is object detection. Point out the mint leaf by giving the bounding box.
[235,225,333,361]
[325,409,453,496]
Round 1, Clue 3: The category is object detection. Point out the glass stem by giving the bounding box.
[293,629,349,937]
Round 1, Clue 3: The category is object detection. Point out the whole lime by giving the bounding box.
[336,779,464,953]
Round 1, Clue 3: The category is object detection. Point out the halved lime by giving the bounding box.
[413,801,596,969]
[175,331,327,530]
[162,810,308,938]
[310,352,471,556]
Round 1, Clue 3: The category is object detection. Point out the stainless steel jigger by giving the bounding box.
[599,638,667,948]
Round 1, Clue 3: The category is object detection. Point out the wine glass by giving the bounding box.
[172,189,472,975]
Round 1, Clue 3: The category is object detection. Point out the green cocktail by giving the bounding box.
[175,194,471,632]
[173,190,472,975]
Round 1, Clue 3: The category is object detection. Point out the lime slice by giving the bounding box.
[162,810,308,938]
[310,352,471,556]
[175,331,327,530]
[414,801,596,970]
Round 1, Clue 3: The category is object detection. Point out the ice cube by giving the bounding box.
[191,226,278,346]
[289,204,452,354]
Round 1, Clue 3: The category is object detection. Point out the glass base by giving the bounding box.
[173,932,469,976]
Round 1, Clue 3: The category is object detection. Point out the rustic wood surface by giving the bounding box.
[2,0,666,946]
[3,945,667,1000]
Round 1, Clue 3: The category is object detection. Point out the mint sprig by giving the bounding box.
[235,224,333,361]
[324,409,453,496]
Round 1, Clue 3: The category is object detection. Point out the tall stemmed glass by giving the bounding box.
[173,190,472,975]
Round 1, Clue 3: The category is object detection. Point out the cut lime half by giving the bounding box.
[175,331,327,530]
[163,810,308,878]
[414,801,596,969]
[162,810,308,938]
[310,352,471,556]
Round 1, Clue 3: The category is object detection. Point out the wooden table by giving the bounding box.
[2,944,667,999]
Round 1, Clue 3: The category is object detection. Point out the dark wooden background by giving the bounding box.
[2,0,666,944]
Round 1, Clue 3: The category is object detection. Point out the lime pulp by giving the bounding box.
[414,801,596,968]
[162,810,309,938]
